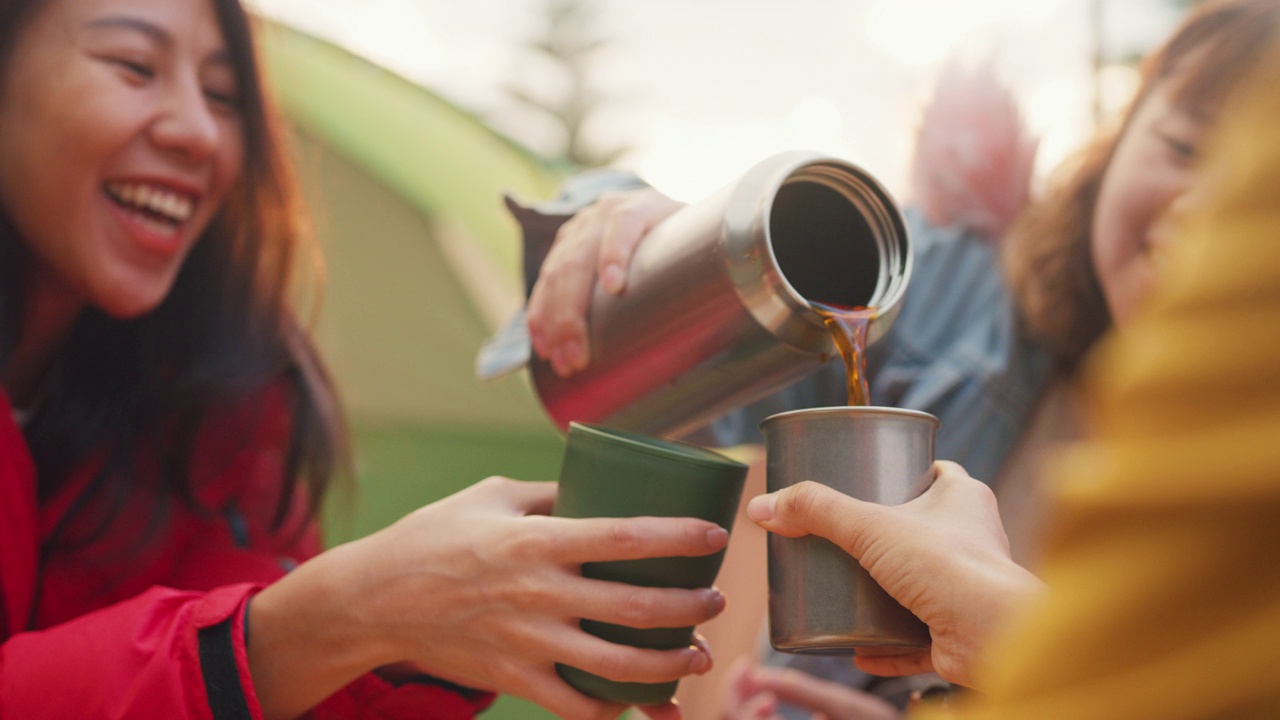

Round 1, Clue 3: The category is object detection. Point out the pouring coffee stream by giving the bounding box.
[811,302,876,407]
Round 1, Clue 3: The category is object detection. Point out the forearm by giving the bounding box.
[248,541,399,720]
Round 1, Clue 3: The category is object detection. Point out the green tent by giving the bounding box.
[259,20,568,719]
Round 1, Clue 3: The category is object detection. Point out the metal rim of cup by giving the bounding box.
[567,422,748,471]
[759,405,941,433]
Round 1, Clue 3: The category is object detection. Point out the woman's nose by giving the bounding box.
[149,75,219,162]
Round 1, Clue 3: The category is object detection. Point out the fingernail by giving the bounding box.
[551,348,571,377]
[601,264,625,294]
[706,526,728,549]
[704,588,726,613]
[746,494,777,523]
[689,648,712,674]
[563,339,585,370]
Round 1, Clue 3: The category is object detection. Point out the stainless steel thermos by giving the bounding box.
[521,150,912,439]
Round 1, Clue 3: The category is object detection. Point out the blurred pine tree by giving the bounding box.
[503,0,631,169]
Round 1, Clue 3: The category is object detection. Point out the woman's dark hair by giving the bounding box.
[0,0,348,558]
[1004,0,1280,368]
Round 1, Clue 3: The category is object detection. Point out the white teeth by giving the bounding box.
[105,181,195,223]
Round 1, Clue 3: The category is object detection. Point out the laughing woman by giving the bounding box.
[0,1,726,719]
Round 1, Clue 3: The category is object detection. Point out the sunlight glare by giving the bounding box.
[1025,74,1094,179]
[633,113,797,202]
[788,97,845,150]
[864,0,1068,68]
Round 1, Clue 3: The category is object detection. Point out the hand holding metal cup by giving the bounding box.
[760,406,939,655]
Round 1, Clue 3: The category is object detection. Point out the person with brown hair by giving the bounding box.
[0,0,727,718]
[750,23,1280,715]
[522,1,1280,716]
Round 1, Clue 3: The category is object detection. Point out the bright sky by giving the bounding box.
[246,0,1183,203]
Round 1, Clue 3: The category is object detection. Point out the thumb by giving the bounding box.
[747,481,885,557]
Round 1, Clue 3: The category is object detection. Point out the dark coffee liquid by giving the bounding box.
[812,302,876,406]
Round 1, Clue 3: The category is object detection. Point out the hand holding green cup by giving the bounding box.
[551,422,749,706]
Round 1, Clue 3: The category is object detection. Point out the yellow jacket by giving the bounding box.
[928,42,1280,720]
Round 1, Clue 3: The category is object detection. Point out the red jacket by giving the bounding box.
[0,386,493,719]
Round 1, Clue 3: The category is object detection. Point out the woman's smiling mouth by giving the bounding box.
[103,180,199,252]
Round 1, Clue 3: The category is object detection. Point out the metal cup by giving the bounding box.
[760,406,938,655]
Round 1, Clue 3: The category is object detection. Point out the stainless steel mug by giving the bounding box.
[525,151,912,439]
[760,406,938,655]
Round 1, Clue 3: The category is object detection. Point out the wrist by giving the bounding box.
[248,541,402,718]
[976,559,1042,637]
[995,561,1045,613]
[956,560,1044,691]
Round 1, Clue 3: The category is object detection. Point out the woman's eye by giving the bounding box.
[202,79,241,113]
[202,66,241,114]
[1158,132,1197,162]
[203,89,241,113]
[109,57,155,79]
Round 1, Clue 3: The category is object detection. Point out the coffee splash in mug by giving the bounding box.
[812,302,876,406]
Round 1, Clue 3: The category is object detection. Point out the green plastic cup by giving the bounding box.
[551,422,749,705]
